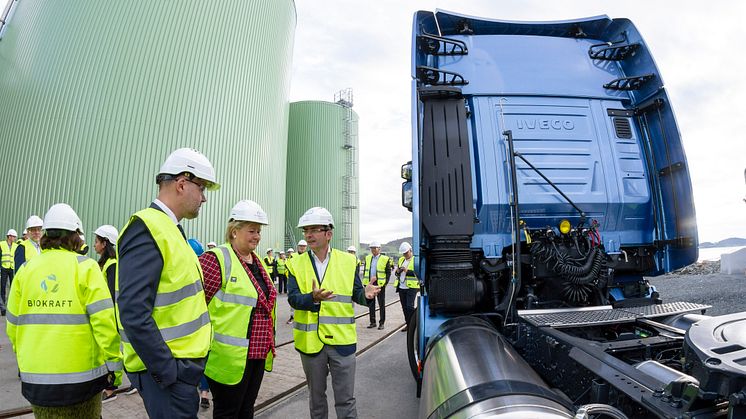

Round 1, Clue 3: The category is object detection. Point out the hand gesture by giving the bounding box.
[364,283,381,300]
[312,281,335,303]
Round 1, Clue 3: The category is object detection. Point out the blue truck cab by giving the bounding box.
[403,10,697,318]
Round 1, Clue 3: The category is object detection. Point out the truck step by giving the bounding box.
[518,301,710,328]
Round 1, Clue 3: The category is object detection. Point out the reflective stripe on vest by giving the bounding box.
[363,254,389,286]
[115,208,211,372]
[394,256,420,289]
[9,249,122,386]
[21,365,109,385]
[293,249,357,355]
[120,311,210,343]
[204,244,275,385]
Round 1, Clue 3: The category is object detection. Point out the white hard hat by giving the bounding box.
[298,239,307,246]
[229,200,268,225]
[207,241,217,248]
[6,229,17,237]
[158,147,220,191]
[279,250,285,254]
[287,248,295,253]
[26,215,43,229]
[42,203,84,233]
[297,207,334,228]
[266,248,273,253]
[399,242,412,253]
[369,241,381,248]
[22,229,27,235]
[347,245,356,252]
[94,225,119,246]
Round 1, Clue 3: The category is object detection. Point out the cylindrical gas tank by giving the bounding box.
[420,316,574,419]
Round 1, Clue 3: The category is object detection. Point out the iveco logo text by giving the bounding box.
[516,119,574,130]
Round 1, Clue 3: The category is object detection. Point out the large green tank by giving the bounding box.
[286,101,360,251]
[0,0,296,250]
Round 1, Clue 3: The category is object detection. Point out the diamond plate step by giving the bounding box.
[518,301,711,328]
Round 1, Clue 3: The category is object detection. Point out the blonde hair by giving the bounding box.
[224,220,262,243]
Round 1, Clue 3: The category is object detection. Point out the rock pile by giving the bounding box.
[669,260,720,275]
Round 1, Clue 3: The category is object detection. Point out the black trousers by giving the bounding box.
[0,268,13,304]
[128,370,199,419]
[398,288,418,325]
[368,285,386,325]
[206,359,266,419]
[277,274,287,294]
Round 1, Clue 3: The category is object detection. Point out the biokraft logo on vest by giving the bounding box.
[29,274,74,308]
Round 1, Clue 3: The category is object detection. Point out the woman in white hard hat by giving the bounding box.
[6,204,122,418]
[394,242,420,332]
[93,225,127,402]
[198,200,277,417]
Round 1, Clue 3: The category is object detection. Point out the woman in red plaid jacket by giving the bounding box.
[199,200,277,418]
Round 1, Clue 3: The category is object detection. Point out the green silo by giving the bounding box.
[0,0,296,250]
[286,100,360,251]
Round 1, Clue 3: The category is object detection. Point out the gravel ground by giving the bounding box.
[647,271,746,316]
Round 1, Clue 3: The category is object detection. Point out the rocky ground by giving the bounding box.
[648,261,745,316]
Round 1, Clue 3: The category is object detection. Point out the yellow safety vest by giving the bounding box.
[394,256,420,289]
[0,240,18,269]
[263,256,275,275]
[102,258,116,276]
[6,249,122,385]
[293,250,357,355]
[363,254,390,286]
[115,208,211,372]
[205,245,275,384]
[277,258,287,275]
[21,240,41,265]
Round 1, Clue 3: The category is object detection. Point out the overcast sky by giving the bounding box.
[290,0,746,244]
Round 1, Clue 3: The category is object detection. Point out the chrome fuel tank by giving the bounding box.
[419,316,573,419]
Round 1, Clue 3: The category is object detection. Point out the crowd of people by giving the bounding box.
[1,147,420,419]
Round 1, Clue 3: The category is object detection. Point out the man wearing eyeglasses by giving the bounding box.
[288,207,380,419]
[116,148,219,418]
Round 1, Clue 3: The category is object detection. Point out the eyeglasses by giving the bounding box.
[303,227,330,235]
[180,176,207,193]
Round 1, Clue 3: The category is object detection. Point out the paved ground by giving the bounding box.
[0,283,405,417]
[256,330,419,418]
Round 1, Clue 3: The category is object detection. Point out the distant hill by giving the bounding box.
[699,237,746,248]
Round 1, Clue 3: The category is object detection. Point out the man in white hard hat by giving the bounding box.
[14,215,43,274]
[394,242,419,332]
[263,248,277,284]
[0,229,18,316]
[297,239,308,255]
[347,245,362,276]
[363,241,392,330]
[288,207,380,419]
[117,148,219,418]
[276,251,288,294]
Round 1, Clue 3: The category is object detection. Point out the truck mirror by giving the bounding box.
[402,181,413,211]
[401,161,412,181]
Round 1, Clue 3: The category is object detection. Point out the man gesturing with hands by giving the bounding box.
[287,207,379,419]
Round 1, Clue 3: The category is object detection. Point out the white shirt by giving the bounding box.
[153,199,179,225]
[312,247,332,284]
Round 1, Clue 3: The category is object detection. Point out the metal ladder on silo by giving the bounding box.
[336,88,357,249]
